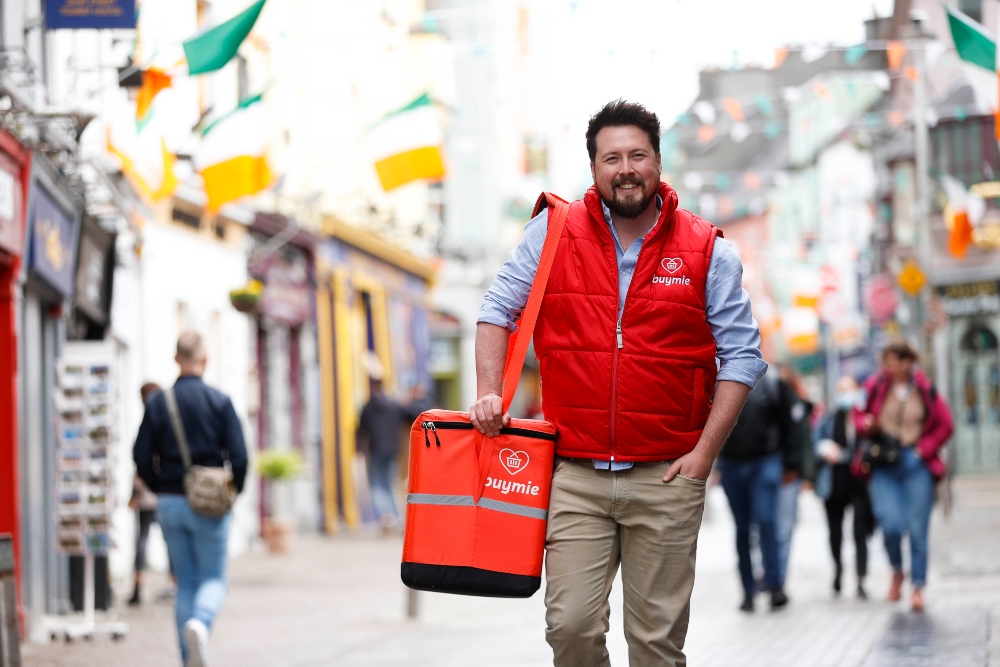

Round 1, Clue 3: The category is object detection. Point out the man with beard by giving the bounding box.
[472,100,765,666]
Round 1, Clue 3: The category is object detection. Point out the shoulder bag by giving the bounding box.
[164,387,237,518]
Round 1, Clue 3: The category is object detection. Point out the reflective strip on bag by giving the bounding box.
[406,493,476,507]
[476,497,547,520]
[406,493,547,520]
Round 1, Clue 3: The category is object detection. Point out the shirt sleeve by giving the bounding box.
[476,208,548,332]
[221,398,249,494]
[705,237,768,388]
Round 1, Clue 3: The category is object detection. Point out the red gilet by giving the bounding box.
[533,182,721,461]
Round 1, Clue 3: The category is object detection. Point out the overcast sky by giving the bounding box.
[534,0,898,126]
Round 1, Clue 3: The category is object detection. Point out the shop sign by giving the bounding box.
[28,187,75,297]
[935,281,1000,317]
[0,159,21,256]
[255,254,313,326]
[74,220,114,323]
[45,0,136,30]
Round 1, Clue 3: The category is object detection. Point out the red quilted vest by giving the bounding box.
[533,182,721,461]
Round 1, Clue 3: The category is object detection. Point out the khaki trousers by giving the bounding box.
[544,458,706,667]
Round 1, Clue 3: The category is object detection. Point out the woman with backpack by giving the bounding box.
[856,339,953,612]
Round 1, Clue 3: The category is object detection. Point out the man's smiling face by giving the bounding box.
[590,125,661,219]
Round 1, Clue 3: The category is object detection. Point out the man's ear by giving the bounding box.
[590,162,596,183]
[657,152,662,175]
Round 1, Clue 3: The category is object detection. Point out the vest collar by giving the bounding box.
[583,181,680,244]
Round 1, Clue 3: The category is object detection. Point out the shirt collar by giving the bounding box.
[601,194,663,247]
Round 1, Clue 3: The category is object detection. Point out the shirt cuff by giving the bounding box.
[476,296,519,332]
[717,358,769,389]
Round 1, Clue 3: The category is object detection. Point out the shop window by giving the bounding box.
[172,207,201,231]
[961,325,998,351]
[214,221,226,240]
[931,116,1000,189]
[959,0,982,23]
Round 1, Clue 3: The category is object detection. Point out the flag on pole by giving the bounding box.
[136,68,172,123]
[941,174,985,258]
[944,5,998,118]
[106,98,178,203]
[368,93,446,191]
[194,94,274,211]
[183,0,266,75]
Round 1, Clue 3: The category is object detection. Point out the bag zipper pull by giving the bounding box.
[428,422,441,447]
[616,319,623,349]
[421,421,431,448]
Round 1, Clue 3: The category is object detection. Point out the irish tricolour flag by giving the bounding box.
[946,6,999,133]
[369,94,446,192]
[194,94,274,211]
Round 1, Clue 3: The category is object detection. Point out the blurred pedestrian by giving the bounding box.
[473,100,765,665]
[774,365,814,597]
[128,382,163,606]
[815,376,874,599]
[856,339,953,612]
[717,366,797,612]
[357,355,408,533]
[134,332,248,666]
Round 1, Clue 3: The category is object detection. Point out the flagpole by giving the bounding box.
[909,18,933,368]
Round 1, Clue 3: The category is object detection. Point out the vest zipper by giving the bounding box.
[611,320,621,462]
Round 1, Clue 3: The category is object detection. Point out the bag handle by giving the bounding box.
[164,387,193,471]
[500,193,569,414]
[473,429,494,503]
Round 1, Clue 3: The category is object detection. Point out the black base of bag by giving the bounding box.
[401,562,540,598]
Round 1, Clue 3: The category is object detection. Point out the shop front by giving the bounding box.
[0,128,30,629]
[315,220,434,532]
[247,213,320,533]
[19,158,81,638]
[938,281,1000,474]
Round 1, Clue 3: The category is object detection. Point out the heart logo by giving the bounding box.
[661,258,683,274]
[499,448,529,475]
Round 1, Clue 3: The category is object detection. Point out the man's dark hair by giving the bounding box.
[586,100,661,162]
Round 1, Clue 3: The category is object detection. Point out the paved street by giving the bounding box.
[21,477,1000,667]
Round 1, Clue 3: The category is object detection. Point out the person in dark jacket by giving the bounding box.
[133,332,247,667]
[356,359,408,532]
[814,376,874,599]
[716,367,797,612]
[129,382,163,606]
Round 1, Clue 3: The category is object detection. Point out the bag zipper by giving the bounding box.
[421,421,441,447]
[421,421,556,442]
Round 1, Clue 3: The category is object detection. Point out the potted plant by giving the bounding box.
[257,449,304,554]
[229,279,264,313]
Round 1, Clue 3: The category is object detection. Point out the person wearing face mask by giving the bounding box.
[856,340,953,612]
[814,376,874,599]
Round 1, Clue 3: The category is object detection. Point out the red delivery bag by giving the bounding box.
[401,193,568,597]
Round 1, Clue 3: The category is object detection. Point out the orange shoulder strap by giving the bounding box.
[500,192,569,414]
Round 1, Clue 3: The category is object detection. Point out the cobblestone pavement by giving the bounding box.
[21,476,1000,667]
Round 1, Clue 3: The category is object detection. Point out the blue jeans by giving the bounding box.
[157,495,232,664]
[369,453,399,520]
[868,447,935,588]
[776,479,801,588]
[718,453,783,597]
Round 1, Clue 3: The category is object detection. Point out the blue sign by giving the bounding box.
[45,0,136,30]
[28,187,75,297]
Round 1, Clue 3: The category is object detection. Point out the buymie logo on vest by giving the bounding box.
[485,448,541,497]
[652,257,690,286]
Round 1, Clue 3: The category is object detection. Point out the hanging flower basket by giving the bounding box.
[229,280,264,313]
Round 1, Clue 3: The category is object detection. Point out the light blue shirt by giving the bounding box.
[478,196,768,470]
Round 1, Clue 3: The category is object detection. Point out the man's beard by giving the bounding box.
[604,176,656,219]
